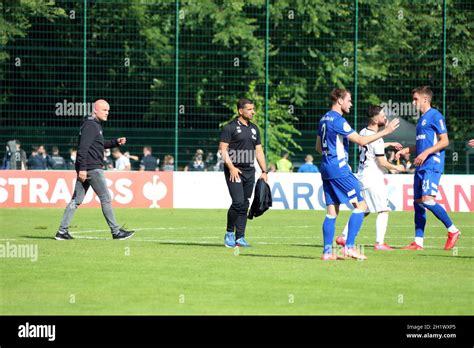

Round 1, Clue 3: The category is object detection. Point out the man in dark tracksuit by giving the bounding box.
[219,98,268,247]
[55,99,134,240]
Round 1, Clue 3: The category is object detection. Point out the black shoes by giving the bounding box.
[112,228,135,240]
[55,230,74,240]
[54,228,134,240]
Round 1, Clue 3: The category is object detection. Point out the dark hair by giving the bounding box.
[412,86,433,99]
[51,146,59,153]
[237,98,254,110]
[144,146,152,152]
[367,105,384,121]
[330,88,350,104]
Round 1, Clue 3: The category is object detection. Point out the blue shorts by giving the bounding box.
[414,169,442,200]
[322,173,364,206]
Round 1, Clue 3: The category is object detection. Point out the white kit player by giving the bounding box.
[336,106,405,250]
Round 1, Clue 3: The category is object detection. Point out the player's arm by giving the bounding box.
[104,137,126,149]
[384,142,403,150]
[395,145,416,160]
[376,155,405,173]
[255,144,268,182]
[316,136,322,154]
[76,123,96,182]
[347,118,400,146]
[218,141,241,182]
[414,133,449,166]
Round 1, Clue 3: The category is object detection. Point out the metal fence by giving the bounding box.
[1,0,473,172]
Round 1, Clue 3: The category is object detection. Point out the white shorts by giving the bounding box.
[360,184,390,213]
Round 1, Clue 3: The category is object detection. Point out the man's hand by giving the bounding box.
[395,147,409,160]
[78,170,87,183]
[259,172,268,183]
[384,118,400,135]
[387,142,403,151]
[414,151,429,167]
[468,139,474,148]
[117,137,127,145]
[229,166,242,182]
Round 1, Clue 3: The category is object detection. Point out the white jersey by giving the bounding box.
[356,127,386,188]
[115,155,130,170]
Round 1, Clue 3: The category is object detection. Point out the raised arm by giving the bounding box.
[347,118,400,146]
[376,155,405,173]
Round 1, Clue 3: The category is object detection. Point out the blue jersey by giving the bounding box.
[318,110,355,180]
[416,108,447,172]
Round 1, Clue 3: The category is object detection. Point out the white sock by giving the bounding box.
[376,212,389,245]
[415,237,424,247]
[341,221,349,240]
[447,225,459,233]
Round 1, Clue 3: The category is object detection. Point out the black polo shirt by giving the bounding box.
[140,155,158,171]
[220,118,261,169]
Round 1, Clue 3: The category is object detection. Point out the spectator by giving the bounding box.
[400,152,415,174]
[161,155,175,171]
[50,146,66,170]
[298,154,320,173]
[124,151,140,170]
[27,145,53,170]
[214,151,224,171]
[276,151,293,172]
[139,146,159,171]
[204,152,215,171]
[103,149,114,170]
[66,148,77,170]
[267,163,277,173]
[184,154,205,171]
[2,140,27,170]
[385,150,397,174]
[112,147,131,171]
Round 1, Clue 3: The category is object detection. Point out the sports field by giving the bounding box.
[0,208,472,315]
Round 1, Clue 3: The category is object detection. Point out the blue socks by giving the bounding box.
[414,203,427,238]
[346,209,365,248]
[322,215,337,254]
[423,200,453,229]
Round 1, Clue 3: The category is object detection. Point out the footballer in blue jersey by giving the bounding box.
[396,86,460,251]
[316,88,400,260]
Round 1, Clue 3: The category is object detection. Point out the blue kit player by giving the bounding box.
[316,88,400,260]
[396,86,460,250]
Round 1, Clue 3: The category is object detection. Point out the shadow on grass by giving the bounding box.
[417,254,474,260]
[154,241,224,248]
[288,243,323,248]
[21,235,56,240]
[239,253,317,260]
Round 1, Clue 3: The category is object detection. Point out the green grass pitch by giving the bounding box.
[0,208,472,315]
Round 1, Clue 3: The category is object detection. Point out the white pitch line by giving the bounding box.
[69,224,474,234]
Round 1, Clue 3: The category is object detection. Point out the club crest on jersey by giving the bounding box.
[251,128,257,135]
[421,119,427,126]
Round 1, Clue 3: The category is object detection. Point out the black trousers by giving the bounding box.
[224,167,255,239]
